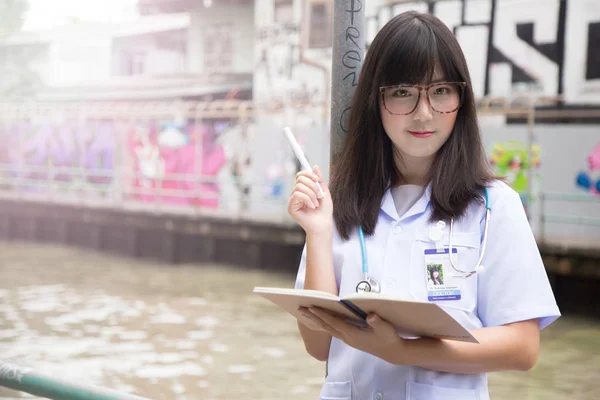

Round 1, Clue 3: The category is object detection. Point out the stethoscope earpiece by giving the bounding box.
[475,265,485,274]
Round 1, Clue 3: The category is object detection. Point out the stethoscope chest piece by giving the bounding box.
[356,277,380,293]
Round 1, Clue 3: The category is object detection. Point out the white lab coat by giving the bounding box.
[295,180,560,400]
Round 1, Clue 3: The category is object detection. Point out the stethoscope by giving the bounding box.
[355,188,491,293]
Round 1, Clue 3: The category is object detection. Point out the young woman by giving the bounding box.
[287,11,560,400]
[428,266,443,286]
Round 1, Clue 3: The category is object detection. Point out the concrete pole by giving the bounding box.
[330,0,365,163]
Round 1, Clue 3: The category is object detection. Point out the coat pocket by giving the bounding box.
[407,381,480,400]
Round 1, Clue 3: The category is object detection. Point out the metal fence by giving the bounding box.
[0,361,151,400]
[0,98,598,243]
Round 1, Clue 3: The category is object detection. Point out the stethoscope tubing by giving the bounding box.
[357,188,490,291]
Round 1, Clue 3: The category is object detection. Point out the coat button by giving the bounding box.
[373,392,384,400]
[392,226,402,234]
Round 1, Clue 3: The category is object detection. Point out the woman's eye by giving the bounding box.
[434,87,448,95]
[393,89,411,97]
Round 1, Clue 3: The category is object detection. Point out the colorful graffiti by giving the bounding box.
[0,120,116,194]
[575,143,600,196]
[489,140,542,199]
[0,118,231,208]
[128,120,228,208]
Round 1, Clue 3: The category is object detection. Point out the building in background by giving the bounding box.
[138,0,255,97]
[0,0,597,226]
[0,23,112,98]
[132,0,600,217]
[0,11,252,101]
[0,7,253,212]
[248,0,600,120]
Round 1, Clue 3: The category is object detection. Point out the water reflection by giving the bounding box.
[0,243,598,399]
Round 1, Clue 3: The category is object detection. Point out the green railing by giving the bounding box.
[0,164,599,237]
[0,361,151,400]
[538,192,600,245]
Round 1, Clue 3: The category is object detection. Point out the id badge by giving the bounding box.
[424,248,461,301]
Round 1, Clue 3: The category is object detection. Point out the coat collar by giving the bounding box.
[380,183,432,221]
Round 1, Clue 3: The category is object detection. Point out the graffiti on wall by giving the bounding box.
[254,23,326,109]
[576,143,600,196]
[368,0,600,107]
[0,119,117,194]
[489,140,542,201]
[0,118,231,208]
[128,121,227,208]
[127,119,229,208]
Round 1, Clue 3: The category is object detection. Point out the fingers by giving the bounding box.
[289,191,317,211]
[309,308,360,337]
[295,176,321,205]
[313,165,323,181]
[296,168,319,180]
[299,308,342,336]
[312,165,329,192]
[289,166,328,217]
[296,167,326,199]
[297,310,326,331]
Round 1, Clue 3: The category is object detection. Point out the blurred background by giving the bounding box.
[0,0,598,399]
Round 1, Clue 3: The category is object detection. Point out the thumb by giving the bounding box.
[367,314,397,337]
[366,314,380,327]
[312,165,329,193]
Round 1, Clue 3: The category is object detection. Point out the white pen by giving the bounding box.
[283,126,325,199]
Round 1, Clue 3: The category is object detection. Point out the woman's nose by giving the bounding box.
[413,94,434,122]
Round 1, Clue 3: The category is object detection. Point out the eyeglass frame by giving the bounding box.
[379,81,468,115]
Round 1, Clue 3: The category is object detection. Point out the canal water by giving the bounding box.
[0,242,598,399]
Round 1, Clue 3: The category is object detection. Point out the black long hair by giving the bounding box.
[330,11,495,240]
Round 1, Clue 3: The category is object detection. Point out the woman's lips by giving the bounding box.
[408,130,434,138]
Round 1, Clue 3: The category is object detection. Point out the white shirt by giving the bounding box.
[391,184,425,218]
[294,180,560,400]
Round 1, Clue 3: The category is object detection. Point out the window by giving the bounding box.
[307,0,332,49]
[204,23,233,73]
[121,52,146,76]
[274,0,294,24]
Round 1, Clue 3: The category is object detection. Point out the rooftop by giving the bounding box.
[33,73,253,101]
[138,0,252,14]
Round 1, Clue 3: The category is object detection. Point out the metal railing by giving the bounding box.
[0,163,295,226]
[538,192,600,249]
[0,361,150,400]
[0,97,598,238]
[0,162,598,243]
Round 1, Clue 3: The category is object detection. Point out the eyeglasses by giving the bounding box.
[379,82,467,115]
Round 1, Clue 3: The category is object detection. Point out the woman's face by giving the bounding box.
[380,72,458,165]
[433,270,439,278]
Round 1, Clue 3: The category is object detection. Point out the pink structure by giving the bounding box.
[128,122,227,208]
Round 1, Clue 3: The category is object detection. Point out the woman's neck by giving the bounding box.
[393,151,433,187]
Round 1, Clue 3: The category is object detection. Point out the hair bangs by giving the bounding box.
[379,19,439,87]
[332,10,495,240]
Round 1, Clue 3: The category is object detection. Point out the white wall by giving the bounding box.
[188,3,255,74]
[254,0,330,107]
[0,43,52,86]
[51,38,112,85]
[111,32,187,77]
[255,0,600,106]
[243,0,600,226]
